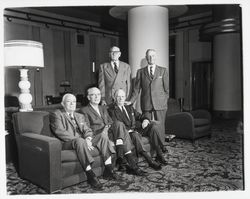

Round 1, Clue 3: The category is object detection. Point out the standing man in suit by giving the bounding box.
[99,46,131,106]
[50,94,118,190]
[109,89,167,167]
[80,87,146,176]
[128,49,169,146]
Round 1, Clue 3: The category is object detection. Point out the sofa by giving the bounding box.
[166,98,212,141]
[12,110,152,193]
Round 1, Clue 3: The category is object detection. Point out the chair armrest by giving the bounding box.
[16,133,62,193]
[189,109,211,121]
[166,112,195,139]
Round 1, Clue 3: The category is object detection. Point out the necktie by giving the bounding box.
[114,62,118,74]
[150,66,154,79]
[70,113,80,135]
[70,113,77,126]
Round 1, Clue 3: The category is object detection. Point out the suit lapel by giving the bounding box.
[125,105,133,121]
[74,113,82,130]
[143,66,152,81]
[62,110,74,126]
[112,61,123,87]
[116,105,131,126]
[88,104,102,120]
[98,105,107,122]
[61,110,80,132]
[106,63,116,77]
[153,65,160,80]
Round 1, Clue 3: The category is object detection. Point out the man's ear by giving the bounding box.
[87,95,90,101]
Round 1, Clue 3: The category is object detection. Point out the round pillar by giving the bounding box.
[213,33,242,116]
[199,5,242,119]
[128,6,169,78]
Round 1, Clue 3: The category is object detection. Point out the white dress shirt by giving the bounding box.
[148,64,156,76]
[119,105,130,120]
[111,61,119,70]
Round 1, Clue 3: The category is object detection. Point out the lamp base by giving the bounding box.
[18,68,33,112]
[19,104,33,112]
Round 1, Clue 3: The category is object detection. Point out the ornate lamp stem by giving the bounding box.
[18,68,33,111]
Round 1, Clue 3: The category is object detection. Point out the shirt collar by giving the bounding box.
[148,64,156,69]
[111,61,119,67]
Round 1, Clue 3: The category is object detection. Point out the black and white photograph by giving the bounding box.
[1,0,249,199]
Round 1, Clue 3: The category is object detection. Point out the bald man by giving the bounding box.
[98,46,131,106]
[50,94,119,190]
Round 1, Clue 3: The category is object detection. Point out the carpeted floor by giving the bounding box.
[6,119,244,194]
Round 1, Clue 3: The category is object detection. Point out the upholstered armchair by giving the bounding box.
[166,98,211,141]
[12,111,104,193]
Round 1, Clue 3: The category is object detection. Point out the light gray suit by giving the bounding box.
[50,109,115,169]
[98,61,131,105]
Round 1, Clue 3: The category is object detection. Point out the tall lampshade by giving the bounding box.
[4,40,44,112]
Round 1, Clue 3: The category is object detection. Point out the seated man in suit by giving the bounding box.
[80,87,146,176]
[50,93,119,190]
[109,89,167,167]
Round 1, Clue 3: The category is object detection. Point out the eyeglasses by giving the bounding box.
[89,93,101,96]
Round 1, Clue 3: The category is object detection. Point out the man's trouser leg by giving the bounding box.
[63,138,94,169]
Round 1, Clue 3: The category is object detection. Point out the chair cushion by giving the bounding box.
[13,111,53,137]
[61,148,100,162]
[194,118,210,127]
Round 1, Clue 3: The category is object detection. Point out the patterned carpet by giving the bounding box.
[6,119,244,195]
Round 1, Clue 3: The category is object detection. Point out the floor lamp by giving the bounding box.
[4,40,44,112]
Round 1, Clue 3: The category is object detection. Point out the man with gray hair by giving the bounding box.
[128,49,169,154]
[50,93,118,190]
[99,46,131,106]
[109,89,166,169]
[80,87,146,176]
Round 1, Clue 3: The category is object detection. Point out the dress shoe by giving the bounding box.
[148,160,162,170]
[127,167,147,176]
[118,164,127,172]
[161,146,168,153]
[103,165,122,180]
[116,157,128,172]
[87,176,103,190]
[86,170,103,190]
[155,156,167,166]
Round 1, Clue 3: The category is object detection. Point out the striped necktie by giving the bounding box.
[114,62,118,74]
[70,113,77,126]
[150,66,154,79]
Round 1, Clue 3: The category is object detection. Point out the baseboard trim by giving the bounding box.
[212,110,242,119]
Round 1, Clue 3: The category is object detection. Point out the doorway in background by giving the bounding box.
[192,61,212,110]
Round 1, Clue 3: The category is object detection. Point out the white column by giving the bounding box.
[128,6,169,78]
[213,33,242,112]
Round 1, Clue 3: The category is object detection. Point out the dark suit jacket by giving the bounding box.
[108,104,149,132]
[130,65,169,111]
[80,104,113,135]
[50,109,93,142]
[98,61,131,104]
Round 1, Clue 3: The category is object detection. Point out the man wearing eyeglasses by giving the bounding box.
[80,87,146,176]
[98,46,131,106]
